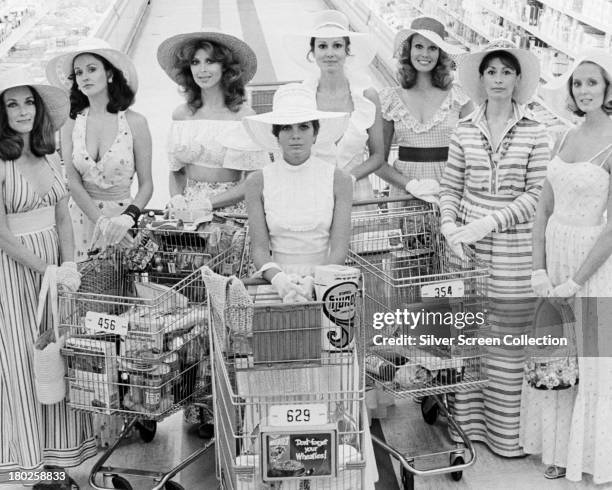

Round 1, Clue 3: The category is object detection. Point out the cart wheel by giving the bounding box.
[136,420,157,442]
[450,455,464,481]
[111,475,133,490]
[164,481,184,490]
[420,396,439,425]
[401,466,414,490]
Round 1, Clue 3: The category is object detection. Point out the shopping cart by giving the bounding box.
[348,198,489,489]
[59,247,235,490]
[204,253,370,488]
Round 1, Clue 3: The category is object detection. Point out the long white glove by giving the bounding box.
[90,216,111,251]
[531,269,553,297]
[440,222,465,259]
[271,272,309,302]
[56,261,81,292]
[452,215,496,245]
[405,179,440,205]
[550,279,581,298]
[104,214,134,245]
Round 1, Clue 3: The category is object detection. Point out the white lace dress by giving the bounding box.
[519,152,612,483]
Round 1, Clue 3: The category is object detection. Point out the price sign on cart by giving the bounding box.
[421,280,464,298]
[84,311,129,337]
[269,404,327,427]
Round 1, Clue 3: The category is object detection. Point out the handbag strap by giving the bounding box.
[36,265,60,342]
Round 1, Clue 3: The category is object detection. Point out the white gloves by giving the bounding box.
[452,215,497,245]
[104,214,135,245]
[531,269,553,297]
[56,261,81,292]
[271,272,312,303]
[440,222,466,259]
[167,194,188,212]
[405,179,440,205]
[551,279,581,298]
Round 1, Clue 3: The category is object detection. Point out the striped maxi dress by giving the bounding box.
[0,154,96,474]
[440,102,549,457]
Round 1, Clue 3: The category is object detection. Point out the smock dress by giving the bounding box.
[304,75,377,203]
[167,116,269,214]
[380,83,469,185]
[0,154,97,473]
[440,102,549,457]
[519,132,612,483]
[69,108,135,262]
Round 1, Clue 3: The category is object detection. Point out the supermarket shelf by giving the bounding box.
[538,0,611,35]
[436,3,492,43]
[0,3,49,59]
[410,1,478,50]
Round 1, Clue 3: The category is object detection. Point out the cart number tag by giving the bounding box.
[84,312,129,337]
[421,280,464,298]
[269,404,327,427]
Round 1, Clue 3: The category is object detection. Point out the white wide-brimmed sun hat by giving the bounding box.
[46,38,138,93]
[243,83,348,151]
[457,38,541,105]
[393,16,465,58]
[0,67,69,131]
[283,10,377,72]
[157,29,257,85]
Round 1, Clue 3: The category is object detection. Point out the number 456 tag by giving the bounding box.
[421,280,464,298]
[85,311,129,336]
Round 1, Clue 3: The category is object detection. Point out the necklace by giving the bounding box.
[481,124,516,166]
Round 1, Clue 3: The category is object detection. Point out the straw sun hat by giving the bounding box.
[157,29,257,85]
[243,83,348,151]
[457,38,541,105]
[46,38,138,93]
[393,16,465,58]
[283,10,377,72]
[0,66,69,131]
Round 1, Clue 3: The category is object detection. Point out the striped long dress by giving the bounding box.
[440,102,549,457]
[0,154,96,474]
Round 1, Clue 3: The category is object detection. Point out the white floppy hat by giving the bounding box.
[0,67,69,131]
[393,16,465,58]
[283,10,377,72]
[243,83,348,151]
[46,38,138,93]
[457,38,541,105]
[157,29,257,85]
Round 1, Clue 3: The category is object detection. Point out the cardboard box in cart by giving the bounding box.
[64,337,120,414]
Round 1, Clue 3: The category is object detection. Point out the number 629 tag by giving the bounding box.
[84,311,129,336]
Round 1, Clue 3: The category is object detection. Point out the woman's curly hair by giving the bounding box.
[567,61,612,116]
[397,34,453,90]
[174,39,247,113]
[0,86,55,161]
[68,52,135,119]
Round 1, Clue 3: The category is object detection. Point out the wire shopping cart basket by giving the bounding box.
[348,197,490,489]
[203,252,372,488]
[59,246,236,490]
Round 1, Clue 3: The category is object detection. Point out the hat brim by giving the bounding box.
[157,32,257,85]
[543,49,612,93]
[243,111,348,151]
[283,30,377,72]
[457,47,541,105]
[46,47,138,93]
[394,28,466,57]
[0,83,69,131]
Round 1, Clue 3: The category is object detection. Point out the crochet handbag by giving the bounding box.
[524,297,578,390]
[33,266,66,405]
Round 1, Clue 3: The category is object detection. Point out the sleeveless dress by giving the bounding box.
[0,155,96,473]
[69,108,135,261]
[520,136,612,483]
[167,117,269,215]
[304,75,377,203]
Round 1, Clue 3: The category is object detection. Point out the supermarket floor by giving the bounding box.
[0,0,609,489]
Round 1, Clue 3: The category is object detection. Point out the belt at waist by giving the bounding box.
[272,250,327,266]
[550,213,604,228]
[398,146,449,162]
[6,206,55,236]
[83,183,131,201]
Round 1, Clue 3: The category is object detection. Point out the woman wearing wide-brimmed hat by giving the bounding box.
[439,39,549,457]
[520,49,612,483]
[46,38,153,261]
[283,9,384,204]
[0,67,96,488]
[377,16,472,204]
[157,29,269,221]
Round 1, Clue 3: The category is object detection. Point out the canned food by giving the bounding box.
[143,364,171,412]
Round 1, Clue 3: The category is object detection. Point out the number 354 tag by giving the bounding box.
[84,311,129,337]
[421,280,465,298]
